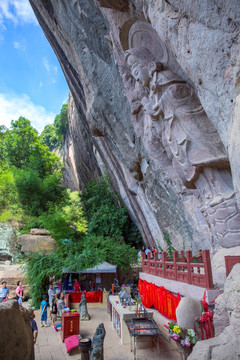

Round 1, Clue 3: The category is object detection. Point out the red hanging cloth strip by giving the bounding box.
[138,279,181,320]
[199,289,215,340]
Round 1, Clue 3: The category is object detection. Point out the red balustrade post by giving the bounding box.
[162,251,167,278]
[154,251,158,276]
[173,251,178,281]
[147,252,151,274]
[141,252,145,272]
[180,250,186,262]
[203,250,214,289]
[186,251,193,285]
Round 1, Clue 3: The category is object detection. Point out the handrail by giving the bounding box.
[141,249,214,289]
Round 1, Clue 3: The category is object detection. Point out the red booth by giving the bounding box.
[62,261,117,305]
[66,290,103,303]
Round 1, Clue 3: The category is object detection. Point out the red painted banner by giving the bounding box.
[66,290,103,303]
[138,279,181,320]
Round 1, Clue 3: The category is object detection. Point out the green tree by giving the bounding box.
[0,117,66,219]
[3,117,38,169]
[14,169,66,216]
[41,103,68,147]
[40,124,58,149]
[54,103,68,143]
[81,175,129,238]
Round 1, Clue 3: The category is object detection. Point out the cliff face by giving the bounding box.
[29,0,240,252]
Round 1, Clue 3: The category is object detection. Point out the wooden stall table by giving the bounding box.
[61,311,80,342]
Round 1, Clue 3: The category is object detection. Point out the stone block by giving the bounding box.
[17,234,56,253]
[176,297,203,330]
[30,228,50,235]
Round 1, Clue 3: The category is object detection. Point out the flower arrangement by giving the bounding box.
[165,322,197,348]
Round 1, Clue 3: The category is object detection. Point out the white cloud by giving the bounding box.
[0,0,38,27]
[43,57,59,83]
[43,56,50,72]
[0,93,55,133]
[13,40,26,51]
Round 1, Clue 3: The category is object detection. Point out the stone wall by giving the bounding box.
[29,0,240,253]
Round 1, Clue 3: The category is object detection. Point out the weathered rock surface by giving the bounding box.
[30,228,49,235]
[62,93,102,191]
[17,234,56,253]
[29,0,240,253]
[0,223,16,260]
[0,300,34,360]
[189,263,240,359]
[176,297,203,331]
[211,246,240,286]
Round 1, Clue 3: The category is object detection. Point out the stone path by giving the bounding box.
[34,303,181,360]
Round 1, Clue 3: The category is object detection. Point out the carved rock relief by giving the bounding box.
[123,20,240,249]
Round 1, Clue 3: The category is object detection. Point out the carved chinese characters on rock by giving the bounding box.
[125,45,240,249]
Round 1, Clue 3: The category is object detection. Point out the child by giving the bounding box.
[51,297,58,331]
[40,295,49,327]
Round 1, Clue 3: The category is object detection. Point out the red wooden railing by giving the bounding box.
[141,250,214,289]
[225,256,240,276]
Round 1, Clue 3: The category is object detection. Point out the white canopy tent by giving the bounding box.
[62,261,117,274]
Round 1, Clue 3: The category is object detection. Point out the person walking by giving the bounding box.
[48,284,56,315]
[40,295,49,327]
[51,297,58,331]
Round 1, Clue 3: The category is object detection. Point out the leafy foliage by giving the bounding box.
[24,176,139,306]
[41,103,68,148]
[0,114,140,307]
[81,175,129,238]
[0,117,66,220]
[25,235,137,307]
[163,231,176,258]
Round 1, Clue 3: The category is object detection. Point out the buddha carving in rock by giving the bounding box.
[125,46,240,248]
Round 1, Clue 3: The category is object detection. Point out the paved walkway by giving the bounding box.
[34,303,181,360]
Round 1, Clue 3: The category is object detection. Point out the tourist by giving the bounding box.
[151,246,156,259]
[27,307,38,344]
[0,281,9,302]
[89,276,95,291]
[40,295,49,327]
[57,292,66,315]
[48,284,56,314]
[51,297,58,331]
[16,280,24,305]
[145,247,151,258]
[137,249,141,264]
[63,274,69,291]
[73,278,81,292]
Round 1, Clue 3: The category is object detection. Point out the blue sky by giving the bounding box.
[0,0,69,133]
